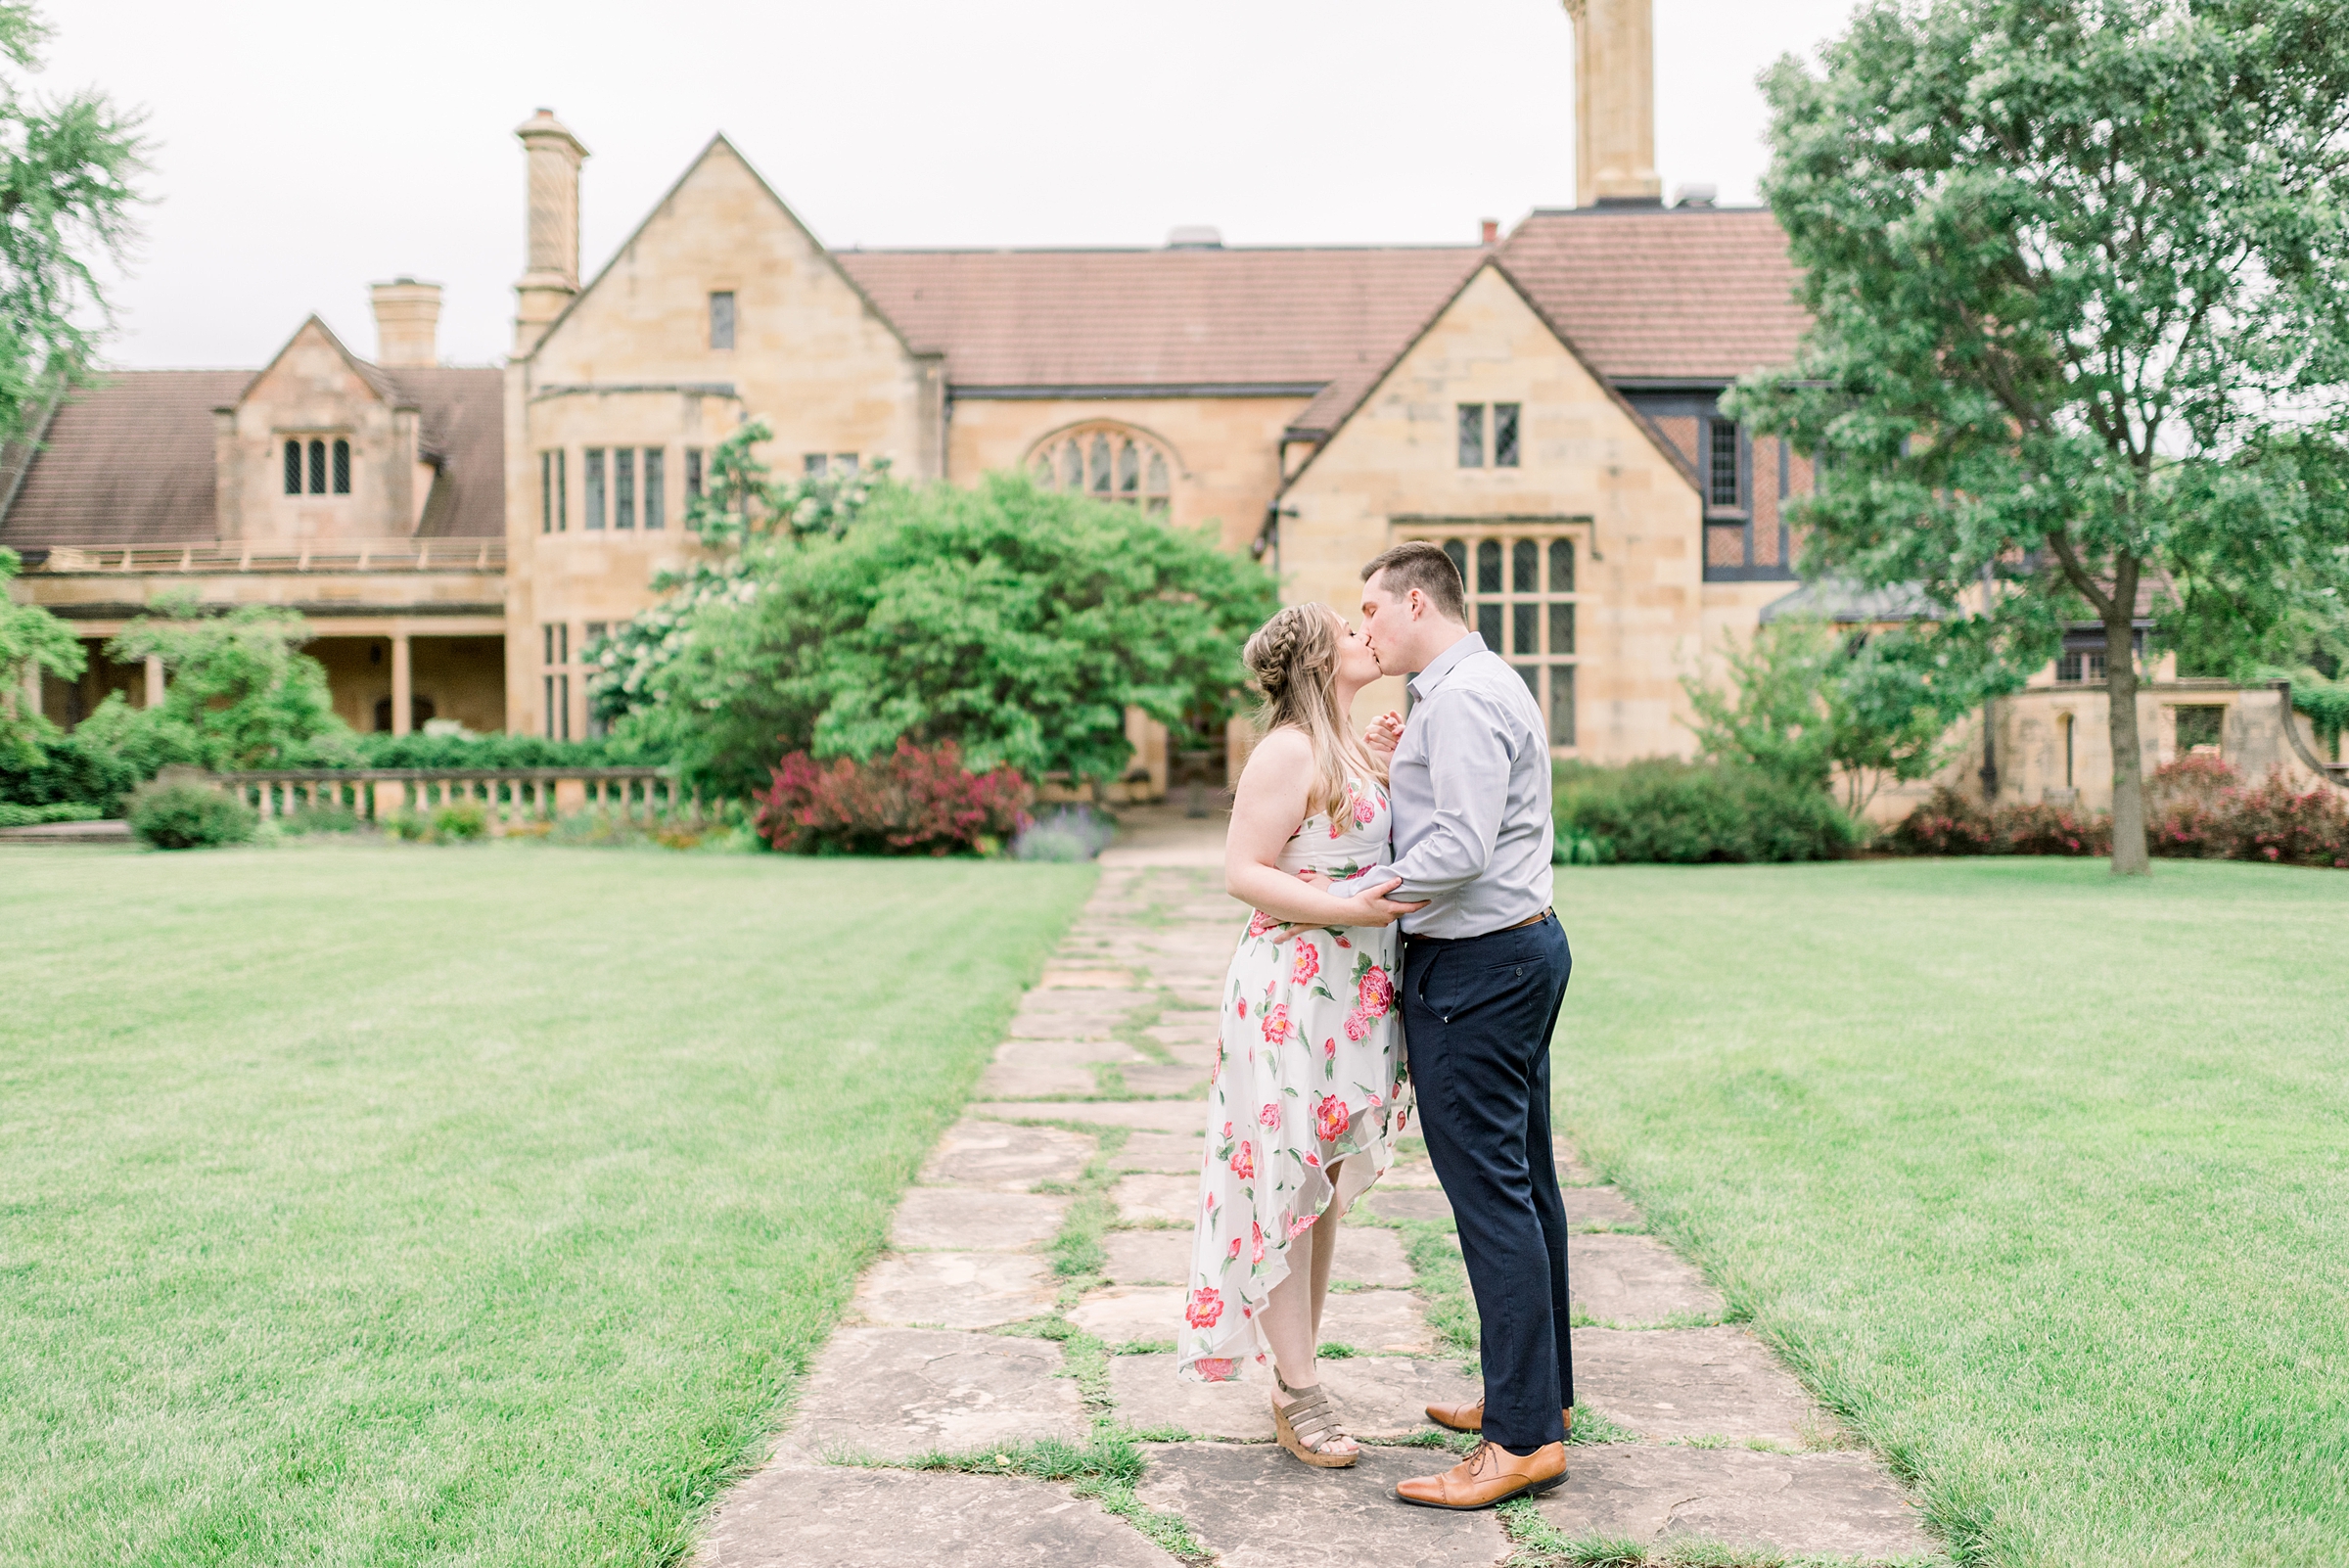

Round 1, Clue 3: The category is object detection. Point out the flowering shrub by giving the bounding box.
[751,738,1029,856]
[1892,761,2348,868]
[1885,786,1996,855]
[2151,757,2349,867]
[1992,801,2112,856]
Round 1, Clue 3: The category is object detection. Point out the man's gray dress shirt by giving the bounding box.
[1344,632,1554,939]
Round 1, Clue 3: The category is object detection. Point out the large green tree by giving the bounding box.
[1727,0,2349,873]
[0,0,144,440]
[607,473,1277,797]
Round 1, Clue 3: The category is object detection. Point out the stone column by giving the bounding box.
[143,655,164,710]
[19,659,40,720]
[1563,0,1662,207]
[391,632,413,736]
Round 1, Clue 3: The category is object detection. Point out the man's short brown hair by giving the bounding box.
[1360,540,1467,623]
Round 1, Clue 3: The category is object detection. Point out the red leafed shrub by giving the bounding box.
[2213,772,2349,868]
[1994,801,2112,857]
[1892,759,2349,868]
[2148,755,2243,858]
[2150,757,2349,866]
[1889,785,2108,856]
[1886,786,1996,855]
[752,739,1031,855]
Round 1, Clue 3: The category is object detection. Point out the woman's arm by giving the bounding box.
[1223,728,1421,929]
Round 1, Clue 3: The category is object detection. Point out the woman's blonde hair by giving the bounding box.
[1243,604,1383,820]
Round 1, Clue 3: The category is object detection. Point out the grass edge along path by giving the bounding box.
[0,845,1095,1568]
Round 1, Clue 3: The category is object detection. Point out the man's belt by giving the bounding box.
[1406,907,1553,944]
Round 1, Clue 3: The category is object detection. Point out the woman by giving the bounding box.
[1177,603,1421,1468]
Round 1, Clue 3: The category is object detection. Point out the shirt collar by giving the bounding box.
[1406,631,1486,703]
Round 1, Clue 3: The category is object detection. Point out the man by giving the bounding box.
[1346,540,1574,1509]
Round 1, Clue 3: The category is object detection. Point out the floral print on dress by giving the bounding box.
[1178,774,1411,1384]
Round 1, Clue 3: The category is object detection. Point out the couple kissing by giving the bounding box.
[1179,539,1576,1510]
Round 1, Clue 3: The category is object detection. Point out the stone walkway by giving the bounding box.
[694,810,1940,1568]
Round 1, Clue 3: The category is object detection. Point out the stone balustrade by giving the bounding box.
[213,767,693,833]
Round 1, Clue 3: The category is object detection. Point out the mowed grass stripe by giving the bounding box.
[0,844,1094,1567]
[1558,857,2349,1567]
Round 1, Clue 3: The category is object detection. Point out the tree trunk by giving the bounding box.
[2102,555,2149,875]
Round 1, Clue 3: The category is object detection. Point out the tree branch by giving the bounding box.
[2046,527,2115,621]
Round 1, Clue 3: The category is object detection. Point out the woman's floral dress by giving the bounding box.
[1177,774,1410,1384]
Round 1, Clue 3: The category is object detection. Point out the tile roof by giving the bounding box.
[0,371,246,549]
[1497,207,1810,382]
[392,367,506,539]
[0,365,504,549]
[836,246,1483,422]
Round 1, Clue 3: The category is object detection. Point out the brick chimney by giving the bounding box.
[1563,0,1662,207]
[513,108,589,353]
[370,278,441,367]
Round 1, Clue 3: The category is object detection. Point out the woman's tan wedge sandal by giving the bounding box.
[1272,1375,1358,1467]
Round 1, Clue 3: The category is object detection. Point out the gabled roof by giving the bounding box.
[0,363,505,548]
[836,245,1482,413]
[0,370,247,548]
[1497,207,1808,383]
[530,133,927,363]
[387,366,506,538]
[248,314,409,406]
[1279,255,1701,496]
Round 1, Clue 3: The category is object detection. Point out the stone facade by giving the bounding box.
[4,0,1850,785]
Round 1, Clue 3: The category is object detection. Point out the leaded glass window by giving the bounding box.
[1457,404,1485,468]
[283,439,300,495]
[1495,403,1521,468]
[1417,528,1584,748]
[615,447,635,529]
[1030,424,1175,514]
[306,438,326,494]
[331,438,350,494]
[1707,418,1742,511]
[643,447,665,530]
[709,291,735,350]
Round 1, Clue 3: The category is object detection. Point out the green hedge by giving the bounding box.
[349,733,660,770]
[1554,759,1861,864]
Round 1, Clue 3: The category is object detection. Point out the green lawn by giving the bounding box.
[1559,857,2349,1568]
[0,843,1092,1568]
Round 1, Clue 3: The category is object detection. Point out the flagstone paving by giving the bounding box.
[690,808,1942,1567]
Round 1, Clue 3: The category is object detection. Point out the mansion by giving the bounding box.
[7,0,2327,806]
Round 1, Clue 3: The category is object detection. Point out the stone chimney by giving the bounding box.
[1564,0,1662,207]
[513,108,589,353]
[370,278,441,367]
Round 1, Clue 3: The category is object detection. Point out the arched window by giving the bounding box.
[1029,424,1174,514]
[332,438,351,494]
[283,439,300,495]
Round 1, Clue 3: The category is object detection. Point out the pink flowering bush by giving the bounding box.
[752,738,1029,855]
[1890,762,2348,869]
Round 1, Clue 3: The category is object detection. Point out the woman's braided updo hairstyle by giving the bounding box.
[1242,604,1380,819]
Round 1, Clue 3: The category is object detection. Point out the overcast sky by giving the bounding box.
[44,0,1862,370]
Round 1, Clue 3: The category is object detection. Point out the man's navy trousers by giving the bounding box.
[1401,910,1573,1453]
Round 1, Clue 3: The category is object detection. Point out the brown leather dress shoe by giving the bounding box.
[1394,1440,1567,1509]
[1425,1398,1572,1438]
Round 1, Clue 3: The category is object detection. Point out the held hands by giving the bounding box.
[1362,710,1405,758]
[1295,867,1426,929]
